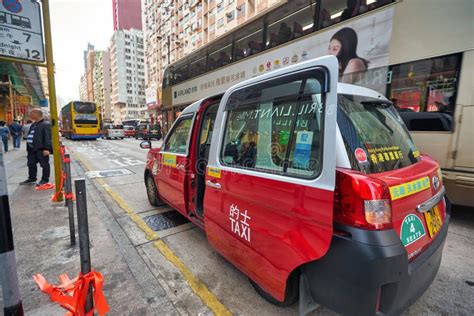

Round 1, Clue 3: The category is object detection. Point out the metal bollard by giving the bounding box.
[75,179,93,313]
[0,152,24,315]
[64,154,76,246]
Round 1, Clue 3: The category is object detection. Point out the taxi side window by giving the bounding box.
[221,71,325,178]
[164,117,193,154]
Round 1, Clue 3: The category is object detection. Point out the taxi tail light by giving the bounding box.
[334,169,393,230]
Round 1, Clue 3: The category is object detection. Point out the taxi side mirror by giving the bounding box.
[140,140,151,149]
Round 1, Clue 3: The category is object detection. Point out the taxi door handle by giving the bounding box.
[176,164,186,171]
[206,180,221,189]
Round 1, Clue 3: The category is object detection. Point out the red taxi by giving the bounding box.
[123,125,136,138]
[140,56,449,315]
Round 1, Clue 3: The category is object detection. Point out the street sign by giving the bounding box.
[0,0,45,62]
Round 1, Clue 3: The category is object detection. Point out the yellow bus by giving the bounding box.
[61,101,101,140]
[160,0,472,207]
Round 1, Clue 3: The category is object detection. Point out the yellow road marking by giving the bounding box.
[71,151,232,316]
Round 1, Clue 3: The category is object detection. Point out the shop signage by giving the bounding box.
[15,94,31,104]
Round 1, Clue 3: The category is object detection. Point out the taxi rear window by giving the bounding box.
[337,94,420,174]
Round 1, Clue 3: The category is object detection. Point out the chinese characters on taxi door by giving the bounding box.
[229,204,251,242]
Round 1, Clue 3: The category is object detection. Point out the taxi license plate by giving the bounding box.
[424,205,443,238]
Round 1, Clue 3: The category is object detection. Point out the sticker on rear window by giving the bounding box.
[355,148,368,163]
[390,176,430,200]
[400,214,426,246]
[367,146,402,164]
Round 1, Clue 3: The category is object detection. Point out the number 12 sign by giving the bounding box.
[0,0,45,62]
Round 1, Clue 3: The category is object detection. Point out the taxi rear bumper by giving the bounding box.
[301,198,451,315]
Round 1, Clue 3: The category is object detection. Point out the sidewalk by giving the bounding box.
[0,147,180,314]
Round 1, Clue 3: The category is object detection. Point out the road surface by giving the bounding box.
[65,137,474,315]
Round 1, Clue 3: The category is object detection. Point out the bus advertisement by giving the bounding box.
[159,0,473,207]
[61,101,101,140]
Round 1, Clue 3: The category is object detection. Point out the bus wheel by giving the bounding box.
[145,174,165,207]
[249,270,299,307]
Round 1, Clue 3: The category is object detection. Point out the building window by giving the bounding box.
[388,53,462,132]
[217,17,224,28]
[236,4,245,18]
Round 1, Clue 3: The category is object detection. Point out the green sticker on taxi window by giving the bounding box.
[400,214,426,246]
[279,130,290,145]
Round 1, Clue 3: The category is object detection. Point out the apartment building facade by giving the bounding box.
[93,51,113,121]
[113,0,143,31]
[142,0,284,119]
[109,28,146,124]
[79,74,88,101]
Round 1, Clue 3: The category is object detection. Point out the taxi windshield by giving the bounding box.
[338,94,420,174]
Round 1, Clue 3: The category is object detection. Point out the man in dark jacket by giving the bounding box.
[20,108,52,185]
[9,120,22,149]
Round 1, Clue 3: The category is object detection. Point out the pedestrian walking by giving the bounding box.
[22,120,32,140]
[9,120,23,150]
[20,109,53,186]
[0,121,10,153]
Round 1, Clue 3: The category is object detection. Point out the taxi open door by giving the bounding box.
[203,55,339,303]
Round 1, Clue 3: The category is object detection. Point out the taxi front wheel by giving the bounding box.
[145,174,165,206]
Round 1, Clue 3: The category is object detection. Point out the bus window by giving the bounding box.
[163,66,174,88]
[266,3,316,48]
[174,62,189,84]
[208,38,232,70]
[0,12,7,24]
[11,15,22,27]
[234,21,264,60]
[319,0,395,29]
[388,53,462,132]
[189,52,207,77]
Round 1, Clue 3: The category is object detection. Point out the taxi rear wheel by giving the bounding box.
[146,174,164,206]
[249,271,299,307]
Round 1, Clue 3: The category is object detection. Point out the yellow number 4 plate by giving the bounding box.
[424,205,443,238]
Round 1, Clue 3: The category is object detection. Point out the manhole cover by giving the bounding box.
[144,211,190,232]
[86,168,134,179]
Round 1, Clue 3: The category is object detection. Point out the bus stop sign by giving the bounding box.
[0,0,45,62]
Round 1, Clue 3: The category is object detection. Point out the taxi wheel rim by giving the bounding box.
[146,176,157,201]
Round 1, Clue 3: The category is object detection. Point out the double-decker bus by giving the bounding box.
[160,0,472,207]
[61,101,101,140]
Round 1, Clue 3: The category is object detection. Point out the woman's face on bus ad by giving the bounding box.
[328,39,342,57]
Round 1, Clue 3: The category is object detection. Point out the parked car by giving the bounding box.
[124,125,136,138]
[140,56,449,315]
[102,124,124,139]
[135,123,162,140]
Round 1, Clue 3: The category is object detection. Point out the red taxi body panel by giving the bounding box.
[155,155,189,212]
[204,170,333,301]
[376,155,446,259]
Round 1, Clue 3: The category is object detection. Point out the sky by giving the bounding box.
[49,0,113,104]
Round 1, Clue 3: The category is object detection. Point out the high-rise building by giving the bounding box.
[113,0,143,31]
[109,28,146,124]
[93,51,113,122]
[142,0,284,118]
[85,44,96,102]
[79,74,88,101]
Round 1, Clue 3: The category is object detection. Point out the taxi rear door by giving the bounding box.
[203,55,339,301]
